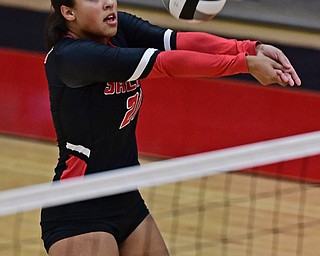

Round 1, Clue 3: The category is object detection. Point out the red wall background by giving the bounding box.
[0,48,55,140]
[1,48,320,182]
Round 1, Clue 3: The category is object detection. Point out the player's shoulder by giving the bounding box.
[45,38,93,67]
[53,38,101,56]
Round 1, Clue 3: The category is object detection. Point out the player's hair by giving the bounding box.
[45,0,75,49]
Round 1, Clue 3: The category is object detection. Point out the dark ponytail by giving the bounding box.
[45,0,75,49]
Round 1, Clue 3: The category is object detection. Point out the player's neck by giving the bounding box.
[66,30,108,44]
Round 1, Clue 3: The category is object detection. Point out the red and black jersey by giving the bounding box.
[45,11,257,181]
[45,12,177,181]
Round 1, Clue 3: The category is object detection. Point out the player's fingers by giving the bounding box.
[276,70,288,83]
[293,75,302,86]
[271,58,283,69]
[283,67,302,86]
[288,68,301,86]
[283,73,295,87]
[275,70,290,87]
[274,50,302,85]
[276,52,292,69]
[276,50,302,85]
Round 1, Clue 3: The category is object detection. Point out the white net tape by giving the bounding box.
[1,130,320,216]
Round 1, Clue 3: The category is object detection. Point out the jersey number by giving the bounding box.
[120,89,143,129]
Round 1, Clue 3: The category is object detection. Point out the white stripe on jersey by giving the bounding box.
[164,29,173,51]
[66,142,91,158]
[44,47,54,64]
[127,48,158,81]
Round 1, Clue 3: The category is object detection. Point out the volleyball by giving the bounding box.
[162,0,227,22]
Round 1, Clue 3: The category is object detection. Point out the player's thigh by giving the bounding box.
[48,231,119,256]
[119,214,169,256]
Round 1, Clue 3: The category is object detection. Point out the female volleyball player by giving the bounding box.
[41,0,301,255]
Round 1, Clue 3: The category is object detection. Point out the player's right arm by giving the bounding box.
[47,38,160,87]
[47,37,290,88]
[148,50,289,86]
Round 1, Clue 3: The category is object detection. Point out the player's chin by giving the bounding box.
[104,27,117,38]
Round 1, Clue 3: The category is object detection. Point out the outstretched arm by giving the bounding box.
[174,32,301,86]
[147,50,249,79]
[147,49,294,87]
[176,32,258,56]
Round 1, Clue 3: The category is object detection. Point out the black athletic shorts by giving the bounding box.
[40,190,149,252]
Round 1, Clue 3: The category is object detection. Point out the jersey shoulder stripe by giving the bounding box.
[128,48,158,81]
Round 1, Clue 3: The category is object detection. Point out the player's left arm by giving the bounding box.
[118,12,255,55]
[175,31,258,55]
[119,12,301,86]
[176,32,301,86]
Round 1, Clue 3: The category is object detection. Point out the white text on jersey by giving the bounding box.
[104,81,141,95]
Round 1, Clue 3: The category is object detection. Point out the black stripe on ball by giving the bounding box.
[179,0,200,20]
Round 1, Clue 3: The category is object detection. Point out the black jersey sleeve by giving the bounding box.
[50,38,160,87]
[116,12,177,51]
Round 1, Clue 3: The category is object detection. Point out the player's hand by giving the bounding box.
[255,44,301,86]
[246,55,290,87]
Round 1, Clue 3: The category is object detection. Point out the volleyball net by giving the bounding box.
[1,131,320,255]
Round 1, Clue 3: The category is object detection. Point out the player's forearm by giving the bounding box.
[146,50,249,79]
[176,32,257,56]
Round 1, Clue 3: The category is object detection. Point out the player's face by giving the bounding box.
[68,0,118,42]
